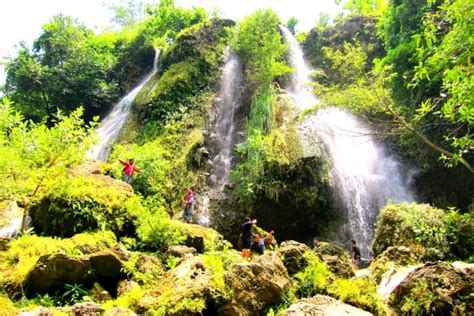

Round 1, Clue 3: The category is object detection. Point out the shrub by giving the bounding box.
[294,252,331,297]
[327,277,385,314]
[372,203,448,260]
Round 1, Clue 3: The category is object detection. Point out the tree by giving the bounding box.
[287,16,299,34]
[5,15,119,122]
[0,98,95,232]
[108,0,148,28]
[344,0,388,17]
[235,9,291,91]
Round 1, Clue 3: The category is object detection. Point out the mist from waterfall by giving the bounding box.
[196,49,242,226]
[87,49,161,161]
[280,25,415,257]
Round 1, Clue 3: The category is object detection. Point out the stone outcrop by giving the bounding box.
[278,241,312,275]
[24,253,94,294]
[220,252,291,315]
[133,254,164,283]
[283,295,373,316]
[369,246,419,284]
[314,242,355,278]
[90,250,126,280]
[390,261,473,315]
[71,302,104,316]
[164,245,197,260]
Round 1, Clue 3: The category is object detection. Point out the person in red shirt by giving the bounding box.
[183,186,195,223]
[118,158,141,184]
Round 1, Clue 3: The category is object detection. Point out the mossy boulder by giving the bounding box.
[0,232,118,295]
[314,242,355,278]
[24,253,95,294]
[369,246,420,284]
[220,252,291,315]
[283,294,373,316]
[372,203,448,261]
[29,162,144,237]
[390,262,474,315]
[278,240,312,275]
[164,245,197,260]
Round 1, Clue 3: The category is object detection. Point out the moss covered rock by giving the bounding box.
[390,261,474,315]
[369,246,420,284]
[278,240,312,275]
[283,294,373,316]
[372,203,448,261]
[315,242,355,278]
[30,161,144,238]
[220,252,291,315]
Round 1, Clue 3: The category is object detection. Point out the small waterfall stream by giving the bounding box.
[196,50,243,226]
[280,26,415,257]
[87,49,161,161]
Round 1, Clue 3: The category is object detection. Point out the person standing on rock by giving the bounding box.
[241,217,256,259]
[183,187,195,223]
[118,158,141,184]
[351,239,361,269]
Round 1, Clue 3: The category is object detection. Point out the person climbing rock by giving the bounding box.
[183,186,195,223]
[241,217,256,259]
[118,158,141,184]
[351,239,361,269]
[250,234,265,255]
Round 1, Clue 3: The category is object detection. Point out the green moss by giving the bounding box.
[294,252,331,297]
[327,278,386,314]
[29,176,145,237]
[0,294,17,314]
[0,232,117,292]
[372,203,449,261]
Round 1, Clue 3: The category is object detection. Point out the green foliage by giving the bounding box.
[0,294,17,314]
[344,0,388,17]
[5,15,120,121]
[29,176,144,237]
[61,283,91,305]
[0,99,94,232]
[327,277,385,314]
[294,252,331,297]
[265,289,297,316]
[372,203,450,260]
[143,0,207,44]
[444,209,474,260]
[235,9,291,90]
[286,17,299,35]
[134,208,187,251]
[0,232,117,290]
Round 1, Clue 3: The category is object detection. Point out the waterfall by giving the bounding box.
[280,26,415,257]
[279,25,319,111]
[87,49,161,161]
[196,49,243,226]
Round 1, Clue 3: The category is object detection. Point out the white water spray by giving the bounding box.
[280,26,415,257]
[87,49,160,161]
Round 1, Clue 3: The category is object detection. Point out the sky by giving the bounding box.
[0,0,343,85]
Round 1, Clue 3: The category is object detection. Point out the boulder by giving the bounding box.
[372,203,448,261]
[117,280,140,296]
[104,307,137,316]
[369,246,419,284]
[29,161,138,238]
[278,241,312,275]
[71,302,104,315]
[137,257,219,314]
[134,254,164,283]
[90,250,126,280]
[220,252,291,315]
[164,245,197,260]
[90,282,112,302]
[314,242,355,278]
[390,261,474,315]
[182,224,223,253]
[283,295,373,316]
[24,253,94,294]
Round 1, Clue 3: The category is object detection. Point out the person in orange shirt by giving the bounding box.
[118,158,141,183]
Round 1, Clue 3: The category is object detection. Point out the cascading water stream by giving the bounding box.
[280,26,415,257]
[87,49,161,161]
[196,49,243,226]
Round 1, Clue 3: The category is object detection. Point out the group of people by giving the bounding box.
[119,159,365,267]
[241,217,275,259]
